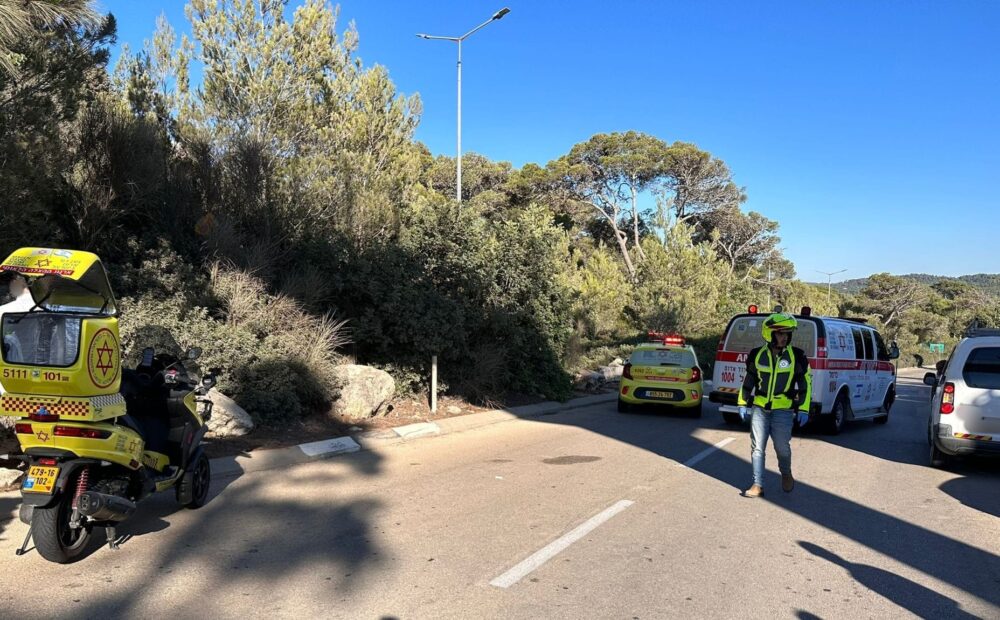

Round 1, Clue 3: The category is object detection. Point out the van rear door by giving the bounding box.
[713,315,817,405]
[957,346,1000,436]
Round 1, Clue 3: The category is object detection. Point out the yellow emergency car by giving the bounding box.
[618,332,704,416]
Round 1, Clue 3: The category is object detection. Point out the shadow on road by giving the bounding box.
[799,541,979,619]
[3,445,386,618]
[519,379,1000,611]
[939,472,1000,518]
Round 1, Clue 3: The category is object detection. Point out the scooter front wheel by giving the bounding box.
[178,452,211,509]
[33,492,92,563]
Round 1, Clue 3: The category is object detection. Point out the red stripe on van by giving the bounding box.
[718,352,895,374]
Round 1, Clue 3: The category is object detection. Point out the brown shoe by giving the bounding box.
[782,474,794,492]
[743,484,763,498]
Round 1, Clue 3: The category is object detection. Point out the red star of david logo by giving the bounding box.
[96,341,114,377]
[36,258,50,268]
[36,431,49,442]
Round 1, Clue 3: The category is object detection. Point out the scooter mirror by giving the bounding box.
[187,347,202,360]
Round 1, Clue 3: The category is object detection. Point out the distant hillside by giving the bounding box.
[814,274,1000,297]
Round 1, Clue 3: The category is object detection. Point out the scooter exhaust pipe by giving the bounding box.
[76,491,137,522]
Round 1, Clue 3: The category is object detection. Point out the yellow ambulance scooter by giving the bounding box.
[0,248,217,563]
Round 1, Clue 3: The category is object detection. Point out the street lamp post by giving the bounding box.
[417,7,510,206]
[816,269,847,306]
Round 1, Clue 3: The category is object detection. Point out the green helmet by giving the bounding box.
[762,312,797,343]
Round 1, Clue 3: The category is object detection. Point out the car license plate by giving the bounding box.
[647,390,675,400]
[22,466,59,494]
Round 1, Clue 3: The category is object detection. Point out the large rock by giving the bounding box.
[0,422,23,487]
[0,465,22,488]
[573,370,604,392]
[205,388,255,437]
[598,365,623,382]
[332,365,395,419]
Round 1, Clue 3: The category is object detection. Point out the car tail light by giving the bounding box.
[53,426,112,440]
[14,423,32,434]
[816,337,828,359]
[940,382,955,414]
[38,457,57,466]
[622,363,633,380]
[689,367,702,383]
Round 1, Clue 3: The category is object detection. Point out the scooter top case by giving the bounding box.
[0,247,127,421]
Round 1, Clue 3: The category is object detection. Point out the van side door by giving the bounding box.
[861,329,876,407]
[850,327,867,410]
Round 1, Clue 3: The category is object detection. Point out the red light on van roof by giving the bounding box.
[748,305,758,314]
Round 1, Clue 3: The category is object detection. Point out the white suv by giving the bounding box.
[923,328,1000,467]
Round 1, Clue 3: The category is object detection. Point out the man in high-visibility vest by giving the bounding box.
[737,312,812,497]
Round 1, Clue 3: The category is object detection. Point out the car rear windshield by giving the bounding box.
[962,347,1000,390]
[723,317,817,357]
[630,348,696,368]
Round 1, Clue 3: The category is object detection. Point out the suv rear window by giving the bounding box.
[962,347,1000,390]
[723,317,817,357]
[630,348,696,368]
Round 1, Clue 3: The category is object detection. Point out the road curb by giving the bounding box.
[209,391,618,478]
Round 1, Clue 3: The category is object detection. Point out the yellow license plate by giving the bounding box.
[647,390,676,399]
[22,466,59,494]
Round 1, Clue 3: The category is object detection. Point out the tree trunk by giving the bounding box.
[630,182,646,261]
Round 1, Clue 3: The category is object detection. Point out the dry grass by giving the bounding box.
[209,262,351,379]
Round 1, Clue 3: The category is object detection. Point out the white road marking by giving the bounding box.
[298,436,360,457]
[679,437,736,468]
[490,499,635,588]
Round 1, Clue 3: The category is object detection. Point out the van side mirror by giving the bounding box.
[888,342,900,360]
[923,372,938,387]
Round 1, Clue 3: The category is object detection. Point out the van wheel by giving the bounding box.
[722,411,741,425]
[874,387,893,425]
[826,394,849,435]
[930,442,951,468]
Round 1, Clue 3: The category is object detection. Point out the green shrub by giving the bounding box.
[118,266,348,425]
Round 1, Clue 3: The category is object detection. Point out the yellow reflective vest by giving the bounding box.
[738,345,812,413]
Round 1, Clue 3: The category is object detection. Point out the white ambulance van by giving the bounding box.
[709,306,900,434]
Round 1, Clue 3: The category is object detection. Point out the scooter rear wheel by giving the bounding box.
[33,492,92,563]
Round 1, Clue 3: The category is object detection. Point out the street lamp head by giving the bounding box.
[492,7,510,20]
[416,33,430,39]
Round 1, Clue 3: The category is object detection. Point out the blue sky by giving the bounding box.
[97,1,999,281]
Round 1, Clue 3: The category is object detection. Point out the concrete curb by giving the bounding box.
[210,390,618,478]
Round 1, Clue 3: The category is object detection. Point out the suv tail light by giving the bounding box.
[689,367,702,383]
[622,363,633,380]
[940,382,955,414]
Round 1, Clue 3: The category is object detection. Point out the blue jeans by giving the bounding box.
[750,407,793,487]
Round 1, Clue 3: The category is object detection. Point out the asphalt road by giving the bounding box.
[1,370,998,619]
